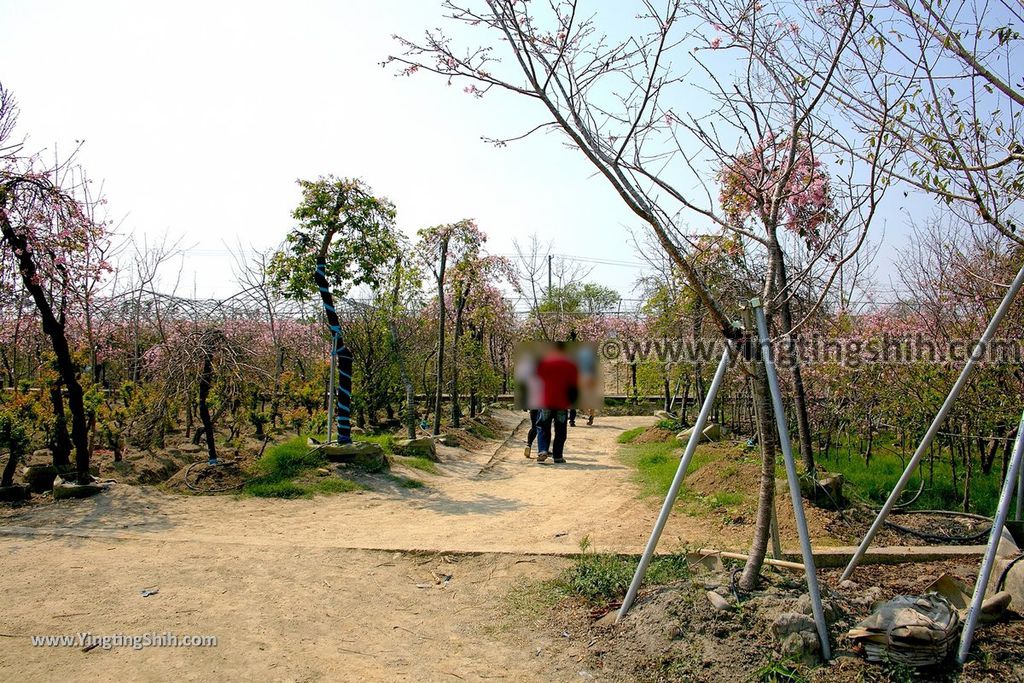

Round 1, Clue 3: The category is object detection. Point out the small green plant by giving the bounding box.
[559,537,690,606]
[752,659,808,683]
[257,438,326,478]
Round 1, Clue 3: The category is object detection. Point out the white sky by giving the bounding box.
[0,0,915,303]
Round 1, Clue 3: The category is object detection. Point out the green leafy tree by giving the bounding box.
[269,176,400,298]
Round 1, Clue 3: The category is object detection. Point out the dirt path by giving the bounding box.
[0,412,746,681]
[0,539,586,682]
[0,412,736,555]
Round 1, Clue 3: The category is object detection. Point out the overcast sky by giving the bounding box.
[1,0,916,303]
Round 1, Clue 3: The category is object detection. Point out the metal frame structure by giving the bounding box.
[617,299,831,660]
[956,409,1024,663]
[841,260,1024,582]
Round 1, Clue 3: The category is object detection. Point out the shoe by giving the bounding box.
[553,457,566,464]
[587,415,594,425]
[569,421,576,427]
[523,446,532,459]
[536,451,549,463]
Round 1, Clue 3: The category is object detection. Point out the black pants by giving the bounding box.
[537,409,568,458]
[526,409,540,448]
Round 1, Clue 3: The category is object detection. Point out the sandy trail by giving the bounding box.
[0,413,741,681]
[0,413,734,555]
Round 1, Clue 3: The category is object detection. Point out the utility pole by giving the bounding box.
[547,254,552,299]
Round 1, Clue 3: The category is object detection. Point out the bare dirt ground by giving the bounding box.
[0,413,752,555]
[0,412,996,681]
[0,413,679,682]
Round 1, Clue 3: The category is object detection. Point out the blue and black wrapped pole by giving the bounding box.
[315,257,353,444]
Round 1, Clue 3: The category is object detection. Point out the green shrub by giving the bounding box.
[243,437,361,498]
[656,418,682,432]
[256,438,325,479]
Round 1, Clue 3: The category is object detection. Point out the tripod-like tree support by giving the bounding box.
[842,260,1024,582]
[618,300,830,660]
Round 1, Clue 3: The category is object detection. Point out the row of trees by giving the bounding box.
[388,0,1022,587]
[1,0,1020,592]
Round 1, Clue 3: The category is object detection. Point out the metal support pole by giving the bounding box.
[753,300,831,661]
[617,342,733,622]
[1017,452,1023,522]
[957,409,1024,663]
[842,260,1024,581]
[327,335,337,445]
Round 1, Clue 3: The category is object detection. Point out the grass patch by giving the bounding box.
[354,433,395,454]
[387,474,426,489]
[656,417,683,432]
[619,438,715,498]
[242,437,364,498]
[708,491,746,508]
[818,435,1003,516]
[617,427,646,444]
[243,479,311,499]
[313,478,366,494]
[467,421,498,440]
[554,538,691,606]
[392,456,439,474]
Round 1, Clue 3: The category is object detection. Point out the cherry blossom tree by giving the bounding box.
[0,84,113,482]
[786,0,1023,243]
[389,0,890,588]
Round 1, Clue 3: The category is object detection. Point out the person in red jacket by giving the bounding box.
[534,342,579,464]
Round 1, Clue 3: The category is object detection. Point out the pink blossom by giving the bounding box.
[709,37,722,49]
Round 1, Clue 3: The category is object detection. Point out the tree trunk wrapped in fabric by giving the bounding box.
[315,257,354,444]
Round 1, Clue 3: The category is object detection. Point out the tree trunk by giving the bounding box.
[1,215,90,481]
[1,440,20,488]
[406,383,416,439]
[773,243,815,474]
[629,353,638,404]
[680,379,691,426]
[433,242,449,436]
[961,432,972,512]
[48,382,72,471]
[198,350,217,463]
[451,281,465,428]
[739,366,777,591]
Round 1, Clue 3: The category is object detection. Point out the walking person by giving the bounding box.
[534,342,579,464]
